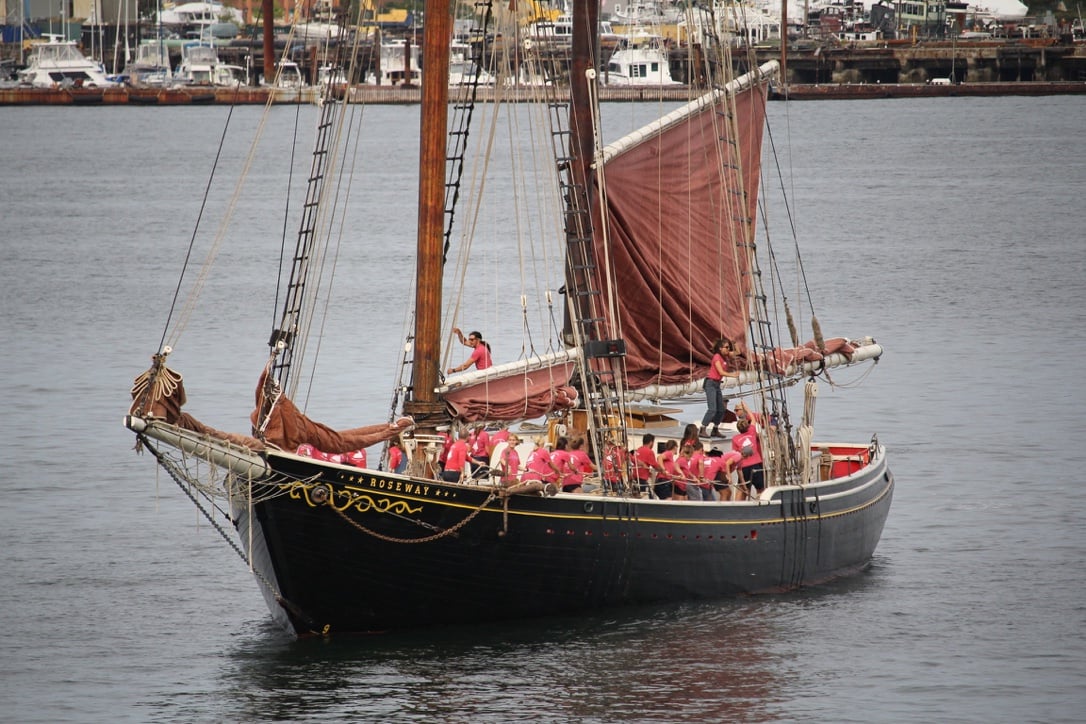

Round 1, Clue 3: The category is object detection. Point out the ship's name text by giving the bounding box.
[361,477,431,497]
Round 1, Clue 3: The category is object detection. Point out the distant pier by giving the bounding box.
[759,38,1086,85]
[4,36,1085,106]
[2,78,1085,106]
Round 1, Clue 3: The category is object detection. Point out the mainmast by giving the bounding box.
[404,0,453,430]
[563,2,634,463]
[569,1,598,204]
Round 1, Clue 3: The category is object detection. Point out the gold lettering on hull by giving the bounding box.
[361,476,433,497]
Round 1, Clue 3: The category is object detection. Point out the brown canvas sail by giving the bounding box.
[443,362,579,422]
[590,74,770,389]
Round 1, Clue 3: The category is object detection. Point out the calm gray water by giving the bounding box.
[2,96,1084,723]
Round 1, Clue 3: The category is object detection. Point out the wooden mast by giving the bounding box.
[569,1,598,204]
[564,0,599,342]
[405,0,452,429]
[262,0,274,85]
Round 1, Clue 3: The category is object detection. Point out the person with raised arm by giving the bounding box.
[447,327,492,373]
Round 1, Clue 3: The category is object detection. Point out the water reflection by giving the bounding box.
[217,572,885,722]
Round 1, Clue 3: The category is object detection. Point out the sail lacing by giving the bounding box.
[129,355,184,419]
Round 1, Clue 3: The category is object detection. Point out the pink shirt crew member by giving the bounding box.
[448,327,492,373]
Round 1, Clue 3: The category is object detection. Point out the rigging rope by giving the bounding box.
[158,103,236,354]
[137,432,321,632]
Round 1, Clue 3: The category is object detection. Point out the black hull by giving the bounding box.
[234,445,893,636]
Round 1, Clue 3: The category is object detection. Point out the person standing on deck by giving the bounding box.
[436,426,452,473]
[632,433,665,497]
[732,417,765,496]
[701,337,739,438]
[569,437,595,489]
[681,423,700,450]
[688,440,713,501]
[489,426,510,456]
[442,431,469,483]
[658,439,684,500]
[387,439,406,474]
[448,327,492,373]
[677,443,695,495]
[734,400,762,425]
[602,436,627,493]
[497,434,522,487]
[468,424,491,477]
[522,437,561,486]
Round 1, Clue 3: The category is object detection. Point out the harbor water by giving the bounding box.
[1,96,1084,722]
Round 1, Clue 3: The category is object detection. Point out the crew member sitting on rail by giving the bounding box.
[468,424,491,478]
[447,327,492,373]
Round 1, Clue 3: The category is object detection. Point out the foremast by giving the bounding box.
[402,0,454,433]
[258,4,358,429]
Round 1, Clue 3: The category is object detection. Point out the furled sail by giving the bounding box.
[591,63,774,390]
[128,361,408,454]
[438,350,580,423]
[252,370,409,453]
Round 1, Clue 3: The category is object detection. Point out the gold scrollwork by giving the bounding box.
[330,487,423,516]
[285,481,326,506]
[284,480,423,515]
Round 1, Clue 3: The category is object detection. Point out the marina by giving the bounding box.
[3,0,1086,105]
[1,75,1084,105]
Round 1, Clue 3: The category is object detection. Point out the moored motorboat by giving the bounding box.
[603,28,681,85]
[17,35,117,88]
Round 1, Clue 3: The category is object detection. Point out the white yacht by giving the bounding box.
[292,0,342,42]
[261,60,305,88]
[17,35,117,88]
[448,41,494,87]
[176,41,242,86]
[612,1,685,25]
[604,30,681,86]
[369,39,420,86]
[126,41,173,87]
[158,1,244,30]
[526,12,621,51]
